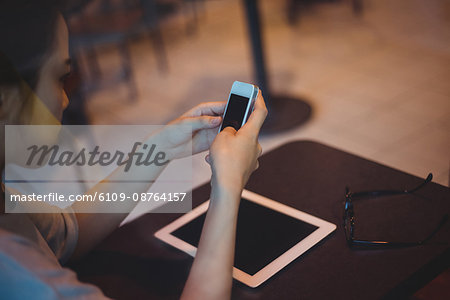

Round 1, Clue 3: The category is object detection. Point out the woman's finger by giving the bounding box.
[191,127,218,154]
[179,115,222,131]
[240,93,268,138]
[219,126,237,137]
[183,101,227,118]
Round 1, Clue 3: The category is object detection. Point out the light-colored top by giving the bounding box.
[0,207,109,299]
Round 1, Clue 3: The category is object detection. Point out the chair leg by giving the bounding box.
[184,0,199,35]
[148,27,169,74]
[352,0,363,15]
[118,41,139,102]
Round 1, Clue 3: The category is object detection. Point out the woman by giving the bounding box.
[0,1,267,299]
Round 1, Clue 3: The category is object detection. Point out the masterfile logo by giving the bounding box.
[4,125,193,214]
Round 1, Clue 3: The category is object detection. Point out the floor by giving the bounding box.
[82,0,449,193]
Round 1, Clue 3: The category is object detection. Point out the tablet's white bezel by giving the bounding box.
[154,189,336,288]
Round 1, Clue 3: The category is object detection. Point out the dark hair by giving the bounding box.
[0,0,63,90]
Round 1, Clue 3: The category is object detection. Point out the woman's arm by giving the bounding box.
[70,102,227,261]
[70,155,167,260]
[181,93,267,300]
[181,184,240,300]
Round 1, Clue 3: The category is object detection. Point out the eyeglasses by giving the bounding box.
[343,173,448,249]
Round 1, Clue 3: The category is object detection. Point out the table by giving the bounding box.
[71,141,450,299]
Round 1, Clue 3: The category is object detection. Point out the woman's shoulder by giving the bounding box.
[27,207,79,264]
[0,206,78,264]
[0,226,109,300]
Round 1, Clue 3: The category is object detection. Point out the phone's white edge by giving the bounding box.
[154,189,337,288]
[243,86,259,124]
[219,81,257,133]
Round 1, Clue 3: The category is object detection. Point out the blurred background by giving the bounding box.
[62,0,449,188]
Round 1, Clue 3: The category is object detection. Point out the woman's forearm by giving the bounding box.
[70,137,169,260]
[181,181,242,300]
[181,93,266,299]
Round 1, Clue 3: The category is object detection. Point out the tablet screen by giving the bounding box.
[172,197,319,275]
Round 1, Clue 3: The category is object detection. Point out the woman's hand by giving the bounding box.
[207,93,268,199]
[152,101,226,160]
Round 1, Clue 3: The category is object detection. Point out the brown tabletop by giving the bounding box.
[71,141,450,299]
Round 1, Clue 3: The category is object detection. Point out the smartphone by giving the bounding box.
[219,81,259,132]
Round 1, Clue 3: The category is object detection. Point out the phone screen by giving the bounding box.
[220,93,250,131]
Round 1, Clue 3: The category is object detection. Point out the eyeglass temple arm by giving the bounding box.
[348,173,433,198]
[351,214,448,248]
[405,173,433,193]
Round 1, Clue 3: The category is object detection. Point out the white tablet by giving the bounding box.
[154,189,336,288]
